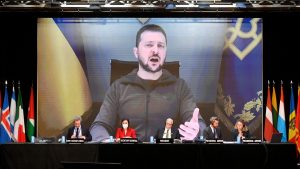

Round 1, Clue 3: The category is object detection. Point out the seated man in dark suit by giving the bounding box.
[67,116,92,141]
[155,118,179,139]
[203,116,222,140]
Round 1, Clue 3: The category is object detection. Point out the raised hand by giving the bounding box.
[178,108,200,140]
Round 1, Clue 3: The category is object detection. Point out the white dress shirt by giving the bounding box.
[163,128,171,138]
[73,126,82,138]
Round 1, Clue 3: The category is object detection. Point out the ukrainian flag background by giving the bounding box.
[38,18,92,137]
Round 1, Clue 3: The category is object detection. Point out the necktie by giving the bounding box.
[167,129,170,138]
[76,128,79,138]
[214,128,218,139]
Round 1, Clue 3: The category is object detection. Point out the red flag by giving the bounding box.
[296,85,300,153]
[264,83,275,141]
[27,86,35,140]
[14,86,26,142]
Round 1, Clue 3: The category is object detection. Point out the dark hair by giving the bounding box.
[135,24,167,47]
[121,118,130,126]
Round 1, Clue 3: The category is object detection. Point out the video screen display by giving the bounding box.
[37,18,262,142]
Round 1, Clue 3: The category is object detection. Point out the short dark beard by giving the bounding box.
[138,56,163,73]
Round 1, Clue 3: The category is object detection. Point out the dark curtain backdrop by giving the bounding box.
[0,15,37,141]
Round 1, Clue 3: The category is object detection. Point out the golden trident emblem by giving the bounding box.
[224,18,262,61]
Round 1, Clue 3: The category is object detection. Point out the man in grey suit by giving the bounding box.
[203,116,222,140]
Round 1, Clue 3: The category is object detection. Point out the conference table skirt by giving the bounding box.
[0,143,297,169]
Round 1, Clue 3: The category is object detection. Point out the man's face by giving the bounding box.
[74,120,81,128]
[165,119,173,129]
[134,31,167,73]
[212,120,219,128]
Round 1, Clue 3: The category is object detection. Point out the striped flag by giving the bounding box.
[264,82,274,141]
[0,83,12,143]
[277,82,287,142]
[14,85,26,142]
[27,86,35,140]
[272,83,278,130]
[288,83,296,143]
[295,85,300,153]
[10,85,16,136]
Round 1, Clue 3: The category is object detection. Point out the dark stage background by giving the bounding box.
[0,12,299,141]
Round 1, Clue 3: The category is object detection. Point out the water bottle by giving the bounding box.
[109,136,114,143]
[61,136,66,143]
[31,136,35,143]
[150,136,154,143]
[237,136,241,144]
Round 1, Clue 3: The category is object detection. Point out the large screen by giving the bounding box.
[37,18,262,141]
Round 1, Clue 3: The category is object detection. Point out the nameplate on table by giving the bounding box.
[120,138,138,144]
[36,137,56,143]
[182,140,194,144]
[242,139,262,144]
[156,138,174,144]
[205,139,223,144]
[66,139,85,144]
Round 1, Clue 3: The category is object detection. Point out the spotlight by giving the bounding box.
[3,0,20,5]
[197,1,212,8]
[131,0,146,5]
[165,1,176,9]
[153,0,165,5]
[26,1,42,5]
[110,0,124,5]
[280,0,295,5]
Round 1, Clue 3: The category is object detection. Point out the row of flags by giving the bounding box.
[0,81,35,143]
[264,80,300,153]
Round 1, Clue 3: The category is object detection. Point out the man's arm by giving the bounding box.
[66,128,73,140]
[131,129,137,138]
[203,127,209,140]
[174,128,180,139]
[155,129,160,140]
[89,82,119,142]
[84,127,92,141]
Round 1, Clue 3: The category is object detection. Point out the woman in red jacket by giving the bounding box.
[115,118,137,142]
